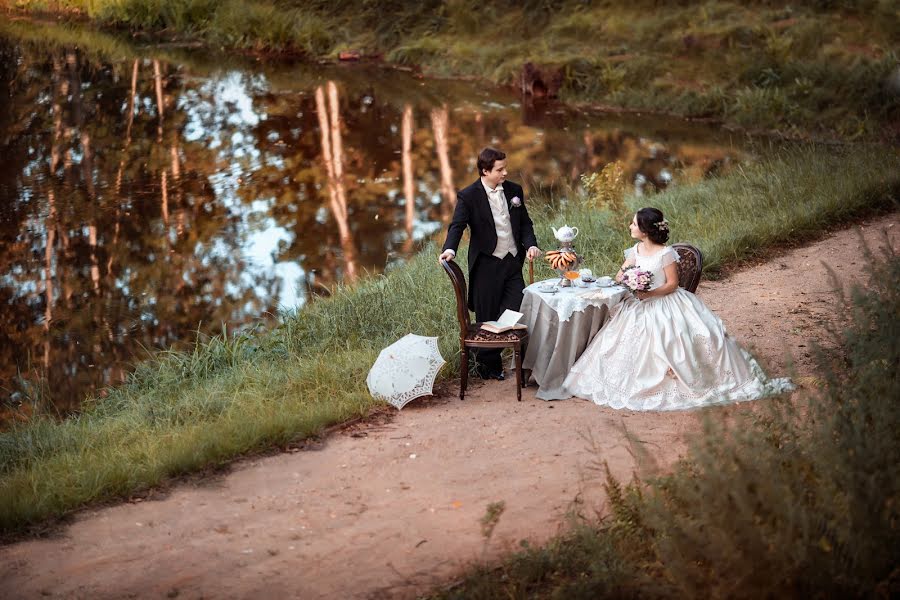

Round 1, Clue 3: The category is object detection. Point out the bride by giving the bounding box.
[564,207,793,411]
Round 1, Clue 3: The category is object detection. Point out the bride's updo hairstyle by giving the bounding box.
[636,207,670,244]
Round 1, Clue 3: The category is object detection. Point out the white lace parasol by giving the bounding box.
[366,334,446,409]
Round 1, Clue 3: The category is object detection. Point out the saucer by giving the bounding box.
[536,284,559,293]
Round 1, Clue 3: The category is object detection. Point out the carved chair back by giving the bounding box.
[671,243,703,293]
[440,259,472,333]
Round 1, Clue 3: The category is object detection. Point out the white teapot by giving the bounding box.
[551,224,579,244]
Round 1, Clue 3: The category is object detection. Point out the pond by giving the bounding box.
[0,27,746,420]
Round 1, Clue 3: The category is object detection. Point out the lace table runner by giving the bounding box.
[525,279,628,322]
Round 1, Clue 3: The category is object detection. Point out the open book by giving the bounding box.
[480,309,527,334]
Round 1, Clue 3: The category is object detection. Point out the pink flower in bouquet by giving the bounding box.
[621,266,653,293]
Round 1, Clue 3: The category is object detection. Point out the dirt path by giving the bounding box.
[2,214,897,600]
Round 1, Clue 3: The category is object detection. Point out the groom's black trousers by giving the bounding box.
[470,252,526,375]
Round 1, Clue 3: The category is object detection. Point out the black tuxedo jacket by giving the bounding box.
[442,179,539,307]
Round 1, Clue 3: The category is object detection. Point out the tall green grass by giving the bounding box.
[0,145,898,534]
[3,0,898,137]
[530,143,900,279]
[431,235,900,599]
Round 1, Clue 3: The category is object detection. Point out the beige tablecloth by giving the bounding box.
[521,280,627,400]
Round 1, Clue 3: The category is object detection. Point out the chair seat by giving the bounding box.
[466,325,528,344]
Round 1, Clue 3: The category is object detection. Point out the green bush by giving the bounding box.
[728,86,799,129]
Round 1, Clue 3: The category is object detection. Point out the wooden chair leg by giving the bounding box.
[520,338,530,387]
[514,343,523,402]
[460,346,468,400]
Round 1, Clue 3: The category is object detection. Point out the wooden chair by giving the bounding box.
[671,243,703,293]
[440,259,529,401]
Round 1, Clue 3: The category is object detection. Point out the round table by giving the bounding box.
[521,279,627,400]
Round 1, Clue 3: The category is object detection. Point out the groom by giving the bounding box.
[439,147,541,380]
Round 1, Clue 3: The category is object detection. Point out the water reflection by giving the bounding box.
[315,81,359,283]
[0,33,743,420]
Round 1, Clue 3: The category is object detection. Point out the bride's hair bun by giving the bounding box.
[636,207,669,244]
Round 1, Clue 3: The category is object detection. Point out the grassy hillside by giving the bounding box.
[2,0,898,138]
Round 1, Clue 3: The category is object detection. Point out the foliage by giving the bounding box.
[580,161,627,216]
[432,239,900,599]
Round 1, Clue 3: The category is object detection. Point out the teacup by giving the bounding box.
[537,282,558,293]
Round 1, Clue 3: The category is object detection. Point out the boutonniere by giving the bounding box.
[510,196,522,208]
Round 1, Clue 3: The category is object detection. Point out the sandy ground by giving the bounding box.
[1,213,897,600]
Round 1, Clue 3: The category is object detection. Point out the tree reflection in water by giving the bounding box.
[431,105,456,222]
[314,81,358,286]
[0,34,744,421]
[401,104,415,255]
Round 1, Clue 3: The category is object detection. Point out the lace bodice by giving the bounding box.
[625,244,680,291]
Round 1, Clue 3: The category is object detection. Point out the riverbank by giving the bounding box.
[2,1,898,139]
[0,144,898,534]
[1,212,896,599]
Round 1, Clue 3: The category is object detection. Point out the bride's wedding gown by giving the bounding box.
[564,244,793,411]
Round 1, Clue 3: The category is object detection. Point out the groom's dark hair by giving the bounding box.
[477,147,506,176]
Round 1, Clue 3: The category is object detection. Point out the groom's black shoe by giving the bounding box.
[475,365,505,381]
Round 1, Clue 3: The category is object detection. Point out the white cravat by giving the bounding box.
[482,180,517,259]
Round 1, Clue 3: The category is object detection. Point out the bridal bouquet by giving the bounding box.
[620,266,653,293]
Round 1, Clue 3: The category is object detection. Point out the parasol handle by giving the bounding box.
[528,256,534,285]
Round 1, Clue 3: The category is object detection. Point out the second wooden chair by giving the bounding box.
[440,259,528,401]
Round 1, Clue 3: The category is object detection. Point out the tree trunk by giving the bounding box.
[114,59,139,195]
[431,105,455,221]
[80,130,100,293]
[110,59,139,277]
[401,104,415,254]
[315,82,358,283]
[153,59,165,142]
[154,60,170,229]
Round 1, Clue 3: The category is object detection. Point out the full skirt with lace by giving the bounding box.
[563,289,792,411]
